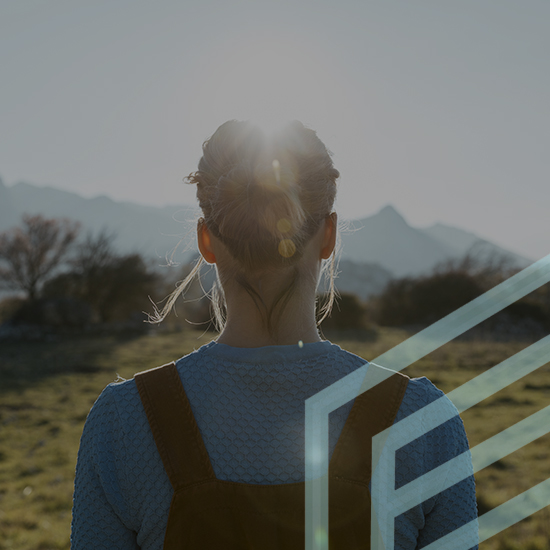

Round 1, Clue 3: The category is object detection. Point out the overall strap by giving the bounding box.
[135,362,215,490]
[330,365,409,484]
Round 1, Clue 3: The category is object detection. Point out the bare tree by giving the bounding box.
[44,229,161,322]
[71,228,116,274]
[0,214,80,300]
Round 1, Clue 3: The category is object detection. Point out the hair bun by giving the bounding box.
[189,120,338,271]
[209,160,307,268]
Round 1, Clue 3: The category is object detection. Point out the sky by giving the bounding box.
[1,0,549,260]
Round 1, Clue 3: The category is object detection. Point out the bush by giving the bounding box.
[375,271,484,327]
[44,254,160,323]
[318,292,368,330]
[0,296,26,324]
[10,297,93,328]
[317,292,376,341]
[372,255,550,339]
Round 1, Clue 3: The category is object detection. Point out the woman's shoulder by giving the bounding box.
[85,344,215,426]
[320,343,448,404]
[99,375,140,402]
[86,375,146,434]
[83,375,160,463]
[398,375,460,422]
[404,375,445,403]
[96,345,216,418]
[398,376,470,460]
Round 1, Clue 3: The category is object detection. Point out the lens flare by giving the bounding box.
[272,159,281,185]
[315,526,328,548]
[277,217,292,233]
[278,238,296,258]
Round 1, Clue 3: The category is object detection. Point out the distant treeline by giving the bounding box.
[0,214,162,329]
[0,214,548,340]
[371,253,550,339]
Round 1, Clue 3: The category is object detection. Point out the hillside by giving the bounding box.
[340,205,531,278]
[0,181,531,292]
[0,180,199,266]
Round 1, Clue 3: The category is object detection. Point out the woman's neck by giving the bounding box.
[216,284,321,348]
[216,321,321,348]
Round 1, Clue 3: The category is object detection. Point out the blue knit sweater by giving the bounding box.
[71,340,478,549]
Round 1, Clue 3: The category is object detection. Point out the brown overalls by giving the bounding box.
[135,362,409,550]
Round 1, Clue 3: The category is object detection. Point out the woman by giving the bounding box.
[71,121,478,549]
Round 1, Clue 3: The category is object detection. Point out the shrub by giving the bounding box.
[318,291,373,335]
[375,271,484,327]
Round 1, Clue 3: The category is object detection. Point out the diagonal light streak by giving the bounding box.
[362,256,550,392]
[387,405,550,516]
[420,478,550,549]
[478,479,550,542]
[305,252,550,550]
[448,334,550,413]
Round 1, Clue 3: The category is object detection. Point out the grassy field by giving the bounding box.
[0,327,549,550]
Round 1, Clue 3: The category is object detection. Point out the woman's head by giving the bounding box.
[151,120,340,333]
[189,120,339,272]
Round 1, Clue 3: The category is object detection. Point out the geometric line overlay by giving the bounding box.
[371,368,550,550]
[305,252,550,550]
[419,479,550,549]
[370,352,550,549]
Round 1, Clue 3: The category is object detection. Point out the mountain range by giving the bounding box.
[0,180,532,300]
[340,205,531,277]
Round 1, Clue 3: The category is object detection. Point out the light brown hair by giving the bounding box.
[150,120,340,331]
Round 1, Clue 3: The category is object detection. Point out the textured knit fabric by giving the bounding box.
[71,340,478,550]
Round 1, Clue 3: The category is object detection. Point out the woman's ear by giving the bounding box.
[320,212,337,260]
[197,219,217,264]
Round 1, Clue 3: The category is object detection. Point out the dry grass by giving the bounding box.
[0,327,549,549]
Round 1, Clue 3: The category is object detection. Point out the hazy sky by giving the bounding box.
[1,1,549,260]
